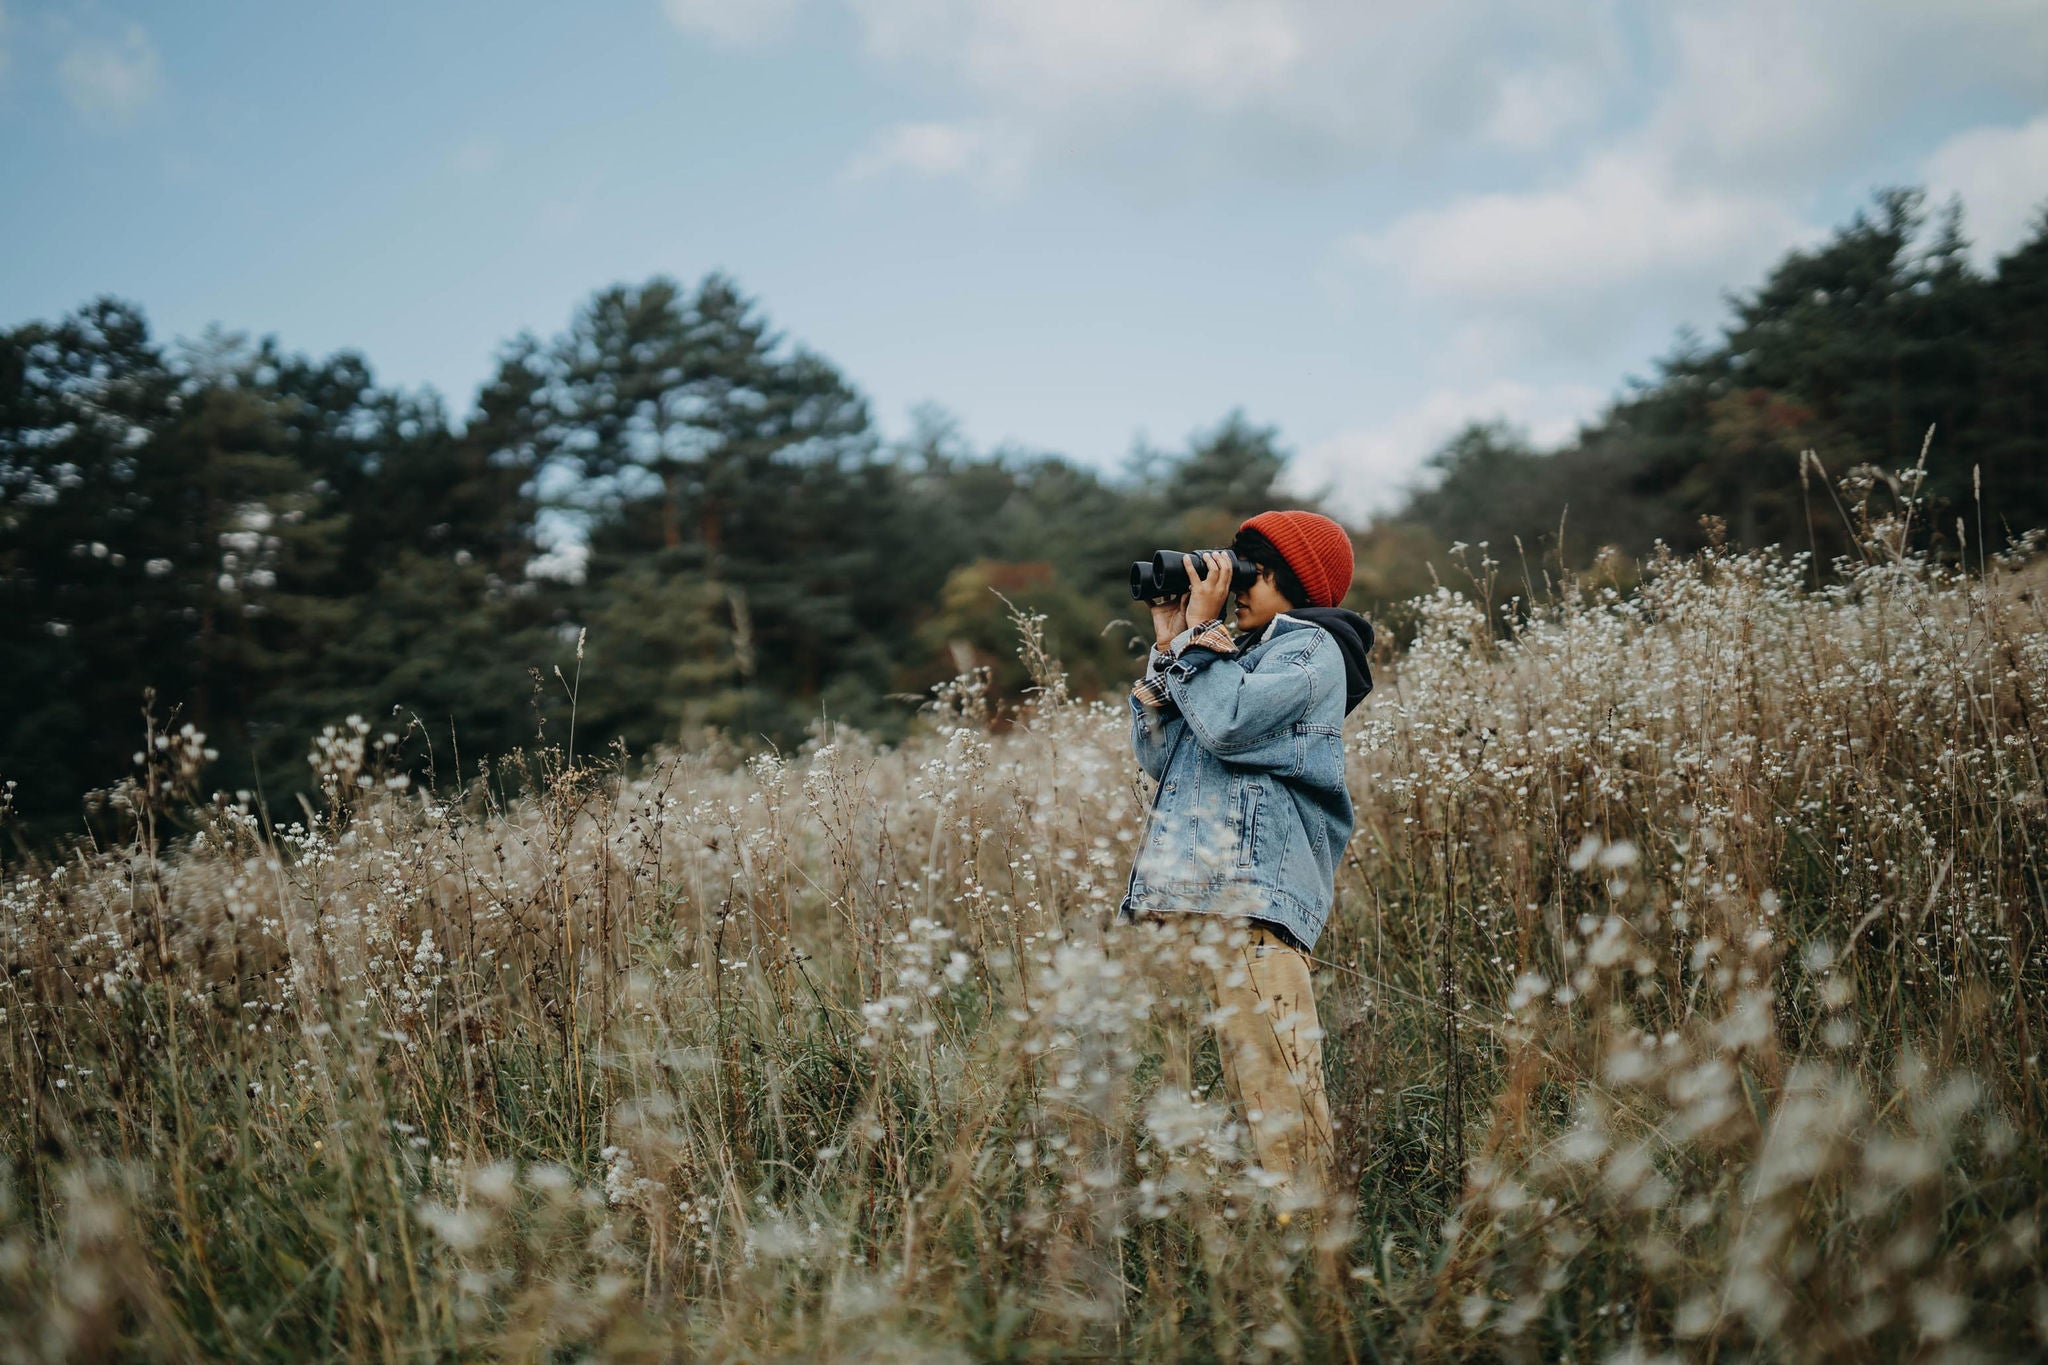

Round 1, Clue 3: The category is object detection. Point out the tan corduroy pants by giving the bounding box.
[1138,915,1336,1196]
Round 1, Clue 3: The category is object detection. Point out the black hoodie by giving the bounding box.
[1242,608,1374,715]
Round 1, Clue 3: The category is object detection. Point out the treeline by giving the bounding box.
[0,277,1304,837]
[3,187,2045,840]
[1396,190,2048,570]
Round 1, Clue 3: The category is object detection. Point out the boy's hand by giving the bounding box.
[1150,596,1188,650]
[1184,550,1232,624]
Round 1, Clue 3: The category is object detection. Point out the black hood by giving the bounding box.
[1243,608,1375,714]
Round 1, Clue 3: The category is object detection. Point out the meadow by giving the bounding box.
[3,501,2045,1361]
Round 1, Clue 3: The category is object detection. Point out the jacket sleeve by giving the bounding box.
[1161,630,1334,771]
[1130,690,1186,780]
[1129,644,1186,779]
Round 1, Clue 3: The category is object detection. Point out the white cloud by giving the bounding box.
[1641,4,1858,175]
[842,119,1032,195]
[57,24,162,126]
[661,0,807,46]
[850,0,1305,114]
[1478,62,1605,153]
[1645,1,2048,181]
[836,0,1626,172]
[1329,0,2048,370]
[1348,150,1807,306]
[664,0,2046,193]
[1297,380,1606,519]
[1924,114,2048,265]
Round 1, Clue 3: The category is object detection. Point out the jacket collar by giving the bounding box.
[1240,613,1314,650]
[1264,613,1315,637]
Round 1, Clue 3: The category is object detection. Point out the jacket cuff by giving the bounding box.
[1137,621,1236,706]
[1160,619,1237,680]
[1132,672,1175,709]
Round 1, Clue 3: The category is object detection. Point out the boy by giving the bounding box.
[1119,510,1373,1196]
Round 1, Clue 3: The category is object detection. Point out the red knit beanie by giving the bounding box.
[1239,509,1354,608]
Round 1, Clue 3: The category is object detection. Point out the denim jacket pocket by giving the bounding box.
[1235,780,1264,868]
[1292,722,1343,779]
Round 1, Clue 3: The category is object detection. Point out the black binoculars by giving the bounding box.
[1129,549,1259,603]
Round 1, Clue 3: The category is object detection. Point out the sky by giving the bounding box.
[4,0,2047,518]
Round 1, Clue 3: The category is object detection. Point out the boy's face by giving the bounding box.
[1233,565,1293,633]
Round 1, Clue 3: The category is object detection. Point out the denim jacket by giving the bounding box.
[1117,613,1354,951]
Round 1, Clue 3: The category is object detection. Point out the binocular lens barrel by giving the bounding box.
[1128,550,1258,602]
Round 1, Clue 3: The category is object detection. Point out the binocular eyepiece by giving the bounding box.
[1129,549,1259,603]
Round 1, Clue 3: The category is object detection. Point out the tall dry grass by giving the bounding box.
[2,496,2045,1361]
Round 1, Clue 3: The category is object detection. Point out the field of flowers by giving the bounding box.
[3,517,2046,1361]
